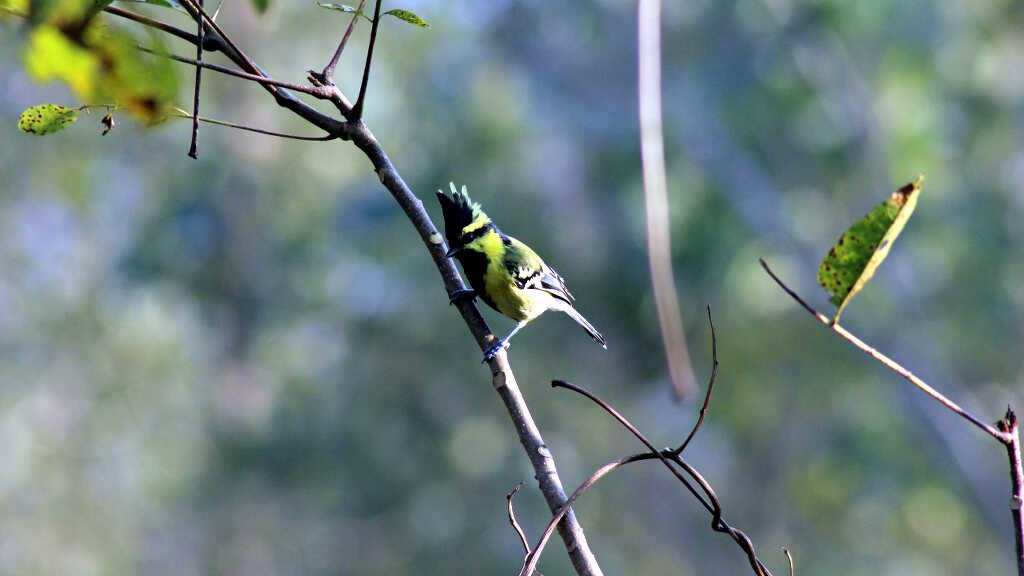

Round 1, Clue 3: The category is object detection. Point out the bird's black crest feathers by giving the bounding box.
[436,182,488,245]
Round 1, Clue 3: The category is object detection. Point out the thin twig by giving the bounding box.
[139,46,333,98]
[520,456,632,576]
[507,483,532,556]
[187,0,204,158]
[170,109,336,140]
[783,548,794,576]
[543,380,773,576]
[350,0,382,119]
[179,0,261,75]
[637,0,696,399]
[758,258,1009,443]
[103,6,206,47]
[675,304,718,454]
[313,0,366,85]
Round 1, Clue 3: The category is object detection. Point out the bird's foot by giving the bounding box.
[481,339,509,363]
[448,288,477,306]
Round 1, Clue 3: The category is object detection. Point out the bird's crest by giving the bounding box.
[436,182,490,244]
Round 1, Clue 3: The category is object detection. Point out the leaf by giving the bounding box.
[18,103,80,135]
[383,8,428,27]
[316,1,358,12]
[22,25,100,99]
[251,0,268,13]
[817,176,924,323]
[0,0,30,18]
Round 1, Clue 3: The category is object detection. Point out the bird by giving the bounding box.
[436,182,607,362]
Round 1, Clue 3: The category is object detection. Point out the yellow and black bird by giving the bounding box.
[437,183,607,361]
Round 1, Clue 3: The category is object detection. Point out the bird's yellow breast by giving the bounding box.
[470,233,552,322]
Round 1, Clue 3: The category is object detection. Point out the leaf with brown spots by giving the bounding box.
[817,176,923,323]
[17,103,79,135]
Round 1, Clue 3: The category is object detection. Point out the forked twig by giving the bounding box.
[312,0,367,86]
[520,309,774,576]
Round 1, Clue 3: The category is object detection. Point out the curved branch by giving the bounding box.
[546,380,772,576]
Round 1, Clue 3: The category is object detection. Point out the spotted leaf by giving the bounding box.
[18,103,80,134]
[818,176,923,323]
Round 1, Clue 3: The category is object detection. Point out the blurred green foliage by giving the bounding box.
[1,1,1023,575]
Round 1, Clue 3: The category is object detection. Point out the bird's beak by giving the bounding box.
[445,245,463,258]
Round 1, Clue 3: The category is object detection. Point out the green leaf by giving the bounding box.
[251,0,268,13]
[383,8,428,27]
[818,176,924,323]
[316,1,358,12]
[18,103,80,135]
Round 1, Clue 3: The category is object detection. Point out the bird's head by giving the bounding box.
[436,182,492,258]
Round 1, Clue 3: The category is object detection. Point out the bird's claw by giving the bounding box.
[448,288,476,305]
[481,339,509,363]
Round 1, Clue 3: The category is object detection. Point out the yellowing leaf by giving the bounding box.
[87,27,178,124]
[22,25,99,99]
[17,103,80,134]
[817,176,923,323]
[0,0,30,18]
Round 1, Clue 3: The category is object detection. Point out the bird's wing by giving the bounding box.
[504,236,575,304]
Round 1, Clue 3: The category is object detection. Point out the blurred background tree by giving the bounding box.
[1,0,1022,574]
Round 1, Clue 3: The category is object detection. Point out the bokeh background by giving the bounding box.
[2,0,1024,574]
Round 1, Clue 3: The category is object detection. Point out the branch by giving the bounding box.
[350,0,381,119]
[999,410,1024,575]
[187,0,204,158]
[543,380,772,576]
[109,9,603,575]
[105,3,348,137]
[349,123,603,576]
[312,0,366,86]
[103,6,212,48]
[758,258,1009,443]
[760,257,1024,575]
[170,109,336,141]
[139,46,335,98]
[637,0,696,399]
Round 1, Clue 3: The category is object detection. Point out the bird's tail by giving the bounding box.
[564,307,607,349]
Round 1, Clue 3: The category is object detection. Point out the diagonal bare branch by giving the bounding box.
[101,7,604,574]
